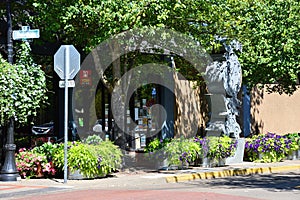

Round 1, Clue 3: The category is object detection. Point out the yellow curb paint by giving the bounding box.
[165,165,300,183]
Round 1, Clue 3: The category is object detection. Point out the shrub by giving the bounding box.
[52,141,122,178]
[146,137,201,168]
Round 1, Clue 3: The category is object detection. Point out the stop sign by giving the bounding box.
[54,45,80,79]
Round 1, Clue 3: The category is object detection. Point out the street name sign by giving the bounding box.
[12,26,39,40]
[59,80,75,88]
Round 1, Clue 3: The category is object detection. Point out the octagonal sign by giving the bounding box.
[54,45,80,79]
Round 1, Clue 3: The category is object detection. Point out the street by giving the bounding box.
[1,170,299,200]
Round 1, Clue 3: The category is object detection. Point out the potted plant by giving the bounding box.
[145,137,201,170]
[52,139,123,179]
[144,138,171,169]
[163,137,201,169]
[195,136,237,167]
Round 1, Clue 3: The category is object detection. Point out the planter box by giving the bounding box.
[226,138,245,165]
[287,150,297,160]
[68,169,85,180]
[68,169,106,180]
[201,157,226,167]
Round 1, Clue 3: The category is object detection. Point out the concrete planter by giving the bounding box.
[68,168,106,180]
[287,150,297,160]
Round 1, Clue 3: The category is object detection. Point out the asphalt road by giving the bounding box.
[2,171,299,200]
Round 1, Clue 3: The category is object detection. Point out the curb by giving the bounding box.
[165,164,300,183]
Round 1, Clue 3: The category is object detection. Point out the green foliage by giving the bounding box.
[89,141,123,175]
[226,0,300,94]
[83,134,103,145]
[42,1,300,93]
[285,133,300,151]
[32,142,59,162]
[144,137,171,153]
[52,142,99,178]
[0,42,47,125]
[52,141,122,178]
[2,0,299,95]
[165,137,201,167]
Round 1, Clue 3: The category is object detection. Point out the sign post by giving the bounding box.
[54,45,80,184]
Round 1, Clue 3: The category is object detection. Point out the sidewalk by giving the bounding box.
[0,160,299,199]
[162,159,300,183]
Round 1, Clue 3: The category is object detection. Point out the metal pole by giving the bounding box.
[64,46,69,184]
[0,0,20,182]
[6,0,13,64]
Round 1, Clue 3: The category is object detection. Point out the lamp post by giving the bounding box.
[6,0,13,64]
[0,0,20,181]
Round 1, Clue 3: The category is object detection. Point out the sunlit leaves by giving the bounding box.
[0,42,47,125]
[2,0,299,94]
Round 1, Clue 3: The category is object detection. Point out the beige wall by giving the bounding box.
[174,75,208,138]
[251,85,300,135]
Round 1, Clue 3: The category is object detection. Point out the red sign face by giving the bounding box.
[80,70,92,86]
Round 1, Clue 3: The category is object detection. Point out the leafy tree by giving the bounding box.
[219,0,300,94]
[0,41,47,125]
[1,0,299,94]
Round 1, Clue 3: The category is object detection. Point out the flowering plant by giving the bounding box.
[245,133,290,162]
[285,133,300,151]
[163,137,201,167]
[195,136,237,159]
[145,137,201,168]
[15,148,56,179]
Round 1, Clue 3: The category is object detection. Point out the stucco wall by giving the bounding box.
[174,75,208,138]
[251,85,300,135]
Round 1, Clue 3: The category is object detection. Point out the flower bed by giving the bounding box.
[145,135,237,168]
[244,132,300,162]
